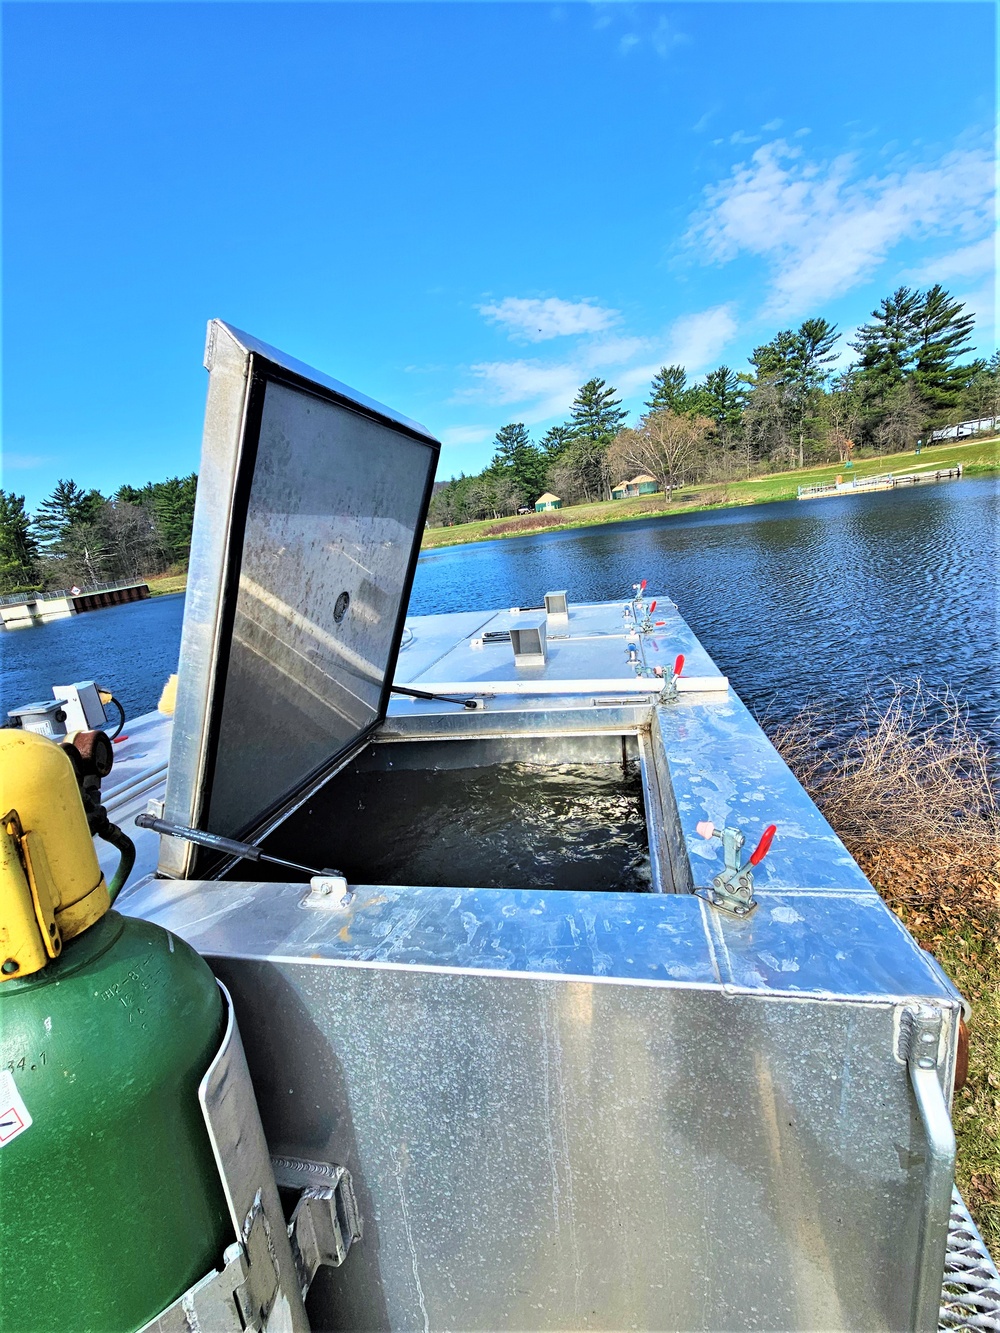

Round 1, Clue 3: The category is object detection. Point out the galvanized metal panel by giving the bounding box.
[159,322,439,876]
[204,955,942,1332]
[125,879,955,1006]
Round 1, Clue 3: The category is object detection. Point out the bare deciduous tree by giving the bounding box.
[609,412,712,501]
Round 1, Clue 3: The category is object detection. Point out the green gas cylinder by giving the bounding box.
[0,730,232,1333]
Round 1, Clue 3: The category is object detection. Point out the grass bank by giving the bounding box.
[767,683,1000,1251]
[144,573,188,596]
[422,435,1000,550]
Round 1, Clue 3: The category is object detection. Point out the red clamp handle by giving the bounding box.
[673,654,685,678]
[649,599,656,613]
[640,579,647,591]
[749,824,777,866]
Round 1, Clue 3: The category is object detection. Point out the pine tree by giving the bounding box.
[568,378,628,447]
[789,318,840,466]
[33,479,104,550]
[487,424,548,503]
[645,366,689,413]
[150,474,198,562]
[539,424,574,457]
[701,366,746,436]
[0,491,41,591]
[748,329,799,384]
[911,285,977,415]
[851,287,921,397]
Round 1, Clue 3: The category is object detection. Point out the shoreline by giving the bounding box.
[421,435,999,550]
[140,435,998,592]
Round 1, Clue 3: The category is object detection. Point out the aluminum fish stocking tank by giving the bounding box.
[71,321,994,1333]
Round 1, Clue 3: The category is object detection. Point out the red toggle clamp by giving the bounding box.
[749,824,777,866]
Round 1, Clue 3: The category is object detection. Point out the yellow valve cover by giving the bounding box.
[0,730,110,980]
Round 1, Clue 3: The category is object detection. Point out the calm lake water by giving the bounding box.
[3,476,997,740]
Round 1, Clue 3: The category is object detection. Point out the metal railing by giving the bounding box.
[798,467,962,499]
[0,579,148,608]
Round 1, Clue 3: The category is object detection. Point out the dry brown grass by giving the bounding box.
[766,681,1000,1250]
[480,512,566,537]
[769,680,999,850]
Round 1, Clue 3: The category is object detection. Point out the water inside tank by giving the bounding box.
[263,760,651,892]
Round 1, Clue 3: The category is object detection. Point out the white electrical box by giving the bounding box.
[52,681,107,733]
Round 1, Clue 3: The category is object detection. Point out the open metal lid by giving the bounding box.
[158,321,439,878]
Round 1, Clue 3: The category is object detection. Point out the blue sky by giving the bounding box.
[4,1,996,508]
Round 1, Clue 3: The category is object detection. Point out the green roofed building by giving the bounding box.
[611,474,658,499]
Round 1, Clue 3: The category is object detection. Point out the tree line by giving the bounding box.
[429,284,997,526]
[0,474,197,595]
[2,282,992,588]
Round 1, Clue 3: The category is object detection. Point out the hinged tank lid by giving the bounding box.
[159,321,440,878]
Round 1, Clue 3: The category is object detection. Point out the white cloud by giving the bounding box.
[3,453,54,470]
[619,306,739,394]
[730,130,760,146]
[479,296,619,343]
[957,276,996,346]
[692,106,719,134]
[439,425,494,447]
[459,305,738,425]
[906,235,995,286]
[688,139,994,319]
[459,360,586,425]
[762,118,783,132]
[597,5,687,58]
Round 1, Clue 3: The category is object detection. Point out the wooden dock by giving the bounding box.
[0,581,150,628]
[798,465,962,501]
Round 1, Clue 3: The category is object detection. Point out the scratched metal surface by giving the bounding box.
[199,957,940,1332]
[125,877,953,1006]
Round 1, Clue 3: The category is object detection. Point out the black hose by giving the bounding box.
[96,687,127,741]
[98,821,136,902]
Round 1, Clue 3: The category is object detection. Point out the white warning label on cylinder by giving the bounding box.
[0,1069,32,1147]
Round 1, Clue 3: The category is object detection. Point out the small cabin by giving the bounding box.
[534,492,562,512]
[612,473,659,499]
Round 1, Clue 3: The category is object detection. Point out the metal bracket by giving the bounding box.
[898,1004,958,1333]
[272,1156,362,1300]
[137,1243,256,1332]
[303,875,352,909]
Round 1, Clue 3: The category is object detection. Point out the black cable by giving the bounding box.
[96,687,126,739]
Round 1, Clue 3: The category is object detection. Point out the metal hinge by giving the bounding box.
[272,1156,363,1301]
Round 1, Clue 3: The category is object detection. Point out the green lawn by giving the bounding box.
[144,573,188,596]
[421,435,1000,549]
